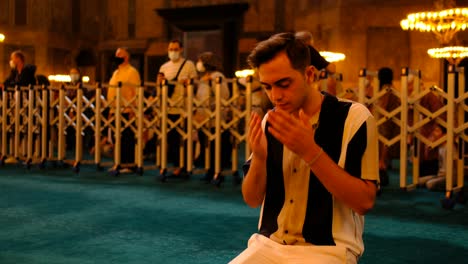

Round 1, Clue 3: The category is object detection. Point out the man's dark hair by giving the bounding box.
[247,32,310,72]
[12,50,25,63]
[169,39,183,48]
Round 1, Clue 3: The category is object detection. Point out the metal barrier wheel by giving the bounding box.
[72,161,80,174]
[441,197,456,209]
[441,191,456,209]
[24,159,32,170]
[158,168,167,182]
[211,174,224,187]
[200,169,213,183]
[108,165,120,177]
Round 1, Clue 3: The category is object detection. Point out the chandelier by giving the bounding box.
[0,33,4,42]
[400,7,468,44]
[427,46,468,64]
[319,51,346,62]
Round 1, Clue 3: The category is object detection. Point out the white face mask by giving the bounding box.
[9,60,16,69]
[196,61,206,73]
[70,74,80,83]
[168,51,180,62]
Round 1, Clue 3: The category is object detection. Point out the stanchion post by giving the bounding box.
[358,69,366,104]
[400,67,409,189]
[75,84,83,165]
[48,88,55,160]
[136,82,144,172]
[446,65,456,193]
[58,84,66,161]
[186,79,194,174]
[231,79,239,174]
[114,82,122,167]
[27,85,34,162]
[457,67,465,188]
[412,70,422,185]
[245,75,253,159]
[41,85,48,162]
[14,85,21,160]
[161,80,168,173]
[214,77,222,178]
[95,83,102,167]
[2,88,8,158]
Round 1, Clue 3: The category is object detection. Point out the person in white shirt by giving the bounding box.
[108,47,141,173]
[193,52,232,183]
[157,40,197,181]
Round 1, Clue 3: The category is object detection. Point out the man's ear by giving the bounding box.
[305,65,317,84]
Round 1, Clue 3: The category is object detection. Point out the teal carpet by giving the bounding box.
[0,164,467,264]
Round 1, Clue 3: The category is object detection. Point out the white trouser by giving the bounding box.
[229,234,358,264]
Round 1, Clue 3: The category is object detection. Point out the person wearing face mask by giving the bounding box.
[66,68,82,99]
[157,40,197,181]
[107,47,141,174]
[69,68,81,85]
[193,52,232,183]
[158,40,197,100]
[1,50,36,164]
[2,50,37,90]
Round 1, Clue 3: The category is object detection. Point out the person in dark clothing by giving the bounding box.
[2,50,37,88]
[1,50,37,164]
[375,67,400,186]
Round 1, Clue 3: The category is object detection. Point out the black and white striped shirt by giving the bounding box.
[244,93,379,256]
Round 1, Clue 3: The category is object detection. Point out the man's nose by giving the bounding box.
[270,86,282,102]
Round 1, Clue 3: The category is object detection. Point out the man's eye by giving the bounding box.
[262,85,271,91]
[277,81,291,88]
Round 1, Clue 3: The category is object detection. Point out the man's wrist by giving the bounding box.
[302,146,323,167]
[252,153,267,162]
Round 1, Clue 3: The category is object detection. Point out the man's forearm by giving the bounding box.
[242,156,267,208]
[308,152,376,215]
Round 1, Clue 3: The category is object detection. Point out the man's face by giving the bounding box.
[258,52,311,113]
[10,53,21,67]
[70,69,79,75]
[115,49,128,62]
[168,42,182,53]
